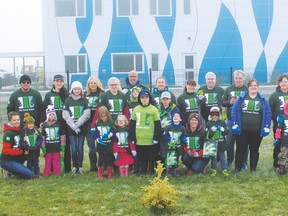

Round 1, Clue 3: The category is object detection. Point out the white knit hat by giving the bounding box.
[46,105,57,121]
[70,81,83,93]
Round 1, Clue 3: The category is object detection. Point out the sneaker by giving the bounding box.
[278,165,286,174]
[222,169,229,176]
[78,167,83,174]
[211,169,217,177]
[187,170,194,176]
[2,169,9,179]
[241,163,248,170]
[72,167,77,174]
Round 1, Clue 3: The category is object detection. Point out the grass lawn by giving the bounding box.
[0,133,287,215]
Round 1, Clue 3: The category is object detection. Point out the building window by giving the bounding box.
[150,0,171,16]
[184,0,191,15]
[151,54,159,71]
[112,53,143,73]
[65,55,87,73]
[184,54,194,81]
[55,0,86,17]
[95,0,102,16]
[117,0,139,16]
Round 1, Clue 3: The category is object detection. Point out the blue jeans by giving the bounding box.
[211,151,227,170]
[181,153,209,174]
[86,123,96,154]
[0,160,33,179]
[69,134,85,168]
[226,119,249,164]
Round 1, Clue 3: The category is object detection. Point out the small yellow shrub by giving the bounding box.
[141,161,180,212]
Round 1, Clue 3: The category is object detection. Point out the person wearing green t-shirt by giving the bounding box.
[129,90,161,176]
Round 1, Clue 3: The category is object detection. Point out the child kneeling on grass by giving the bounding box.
[163,109,186,177]
[42,105,66,176]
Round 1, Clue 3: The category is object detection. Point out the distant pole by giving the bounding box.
[230,66,233,85]
[149,68,152,92]
[66,70,70,90]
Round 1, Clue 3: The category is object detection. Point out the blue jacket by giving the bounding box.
[231,92,272,136]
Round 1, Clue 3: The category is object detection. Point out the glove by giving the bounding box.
[277,115,284,124]
[41,146,47,154]
[164,134,171,142]
[220,126,225,132]
[114,153,118,160]
[232,124,240,134]
[181,136,189,145]
[211,126,217,132]
[198,94,205,100]
[108,132,113,138]
[97,138,107,146]
[131,150,137,159]
[153,140,159,145]
[273,139,279,147]
[90,128,95,136]
[61,145,65,152]
[188,150,199,158]
[102,131,110,139]
[74,128,81,134]
[262,127,270,136]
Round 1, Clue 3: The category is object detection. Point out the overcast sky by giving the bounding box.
[0,0,42,52]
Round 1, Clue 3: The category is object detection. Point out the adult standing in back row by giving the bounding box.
[7,75,43,127]
[152,77,177,106]
[198,72,224,123]
[221,70,248,169]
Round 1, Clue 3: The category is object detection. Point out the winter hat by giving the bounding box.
[284,101,288,116]
[209,106,221,120]
[46,105,57,121]
[23,113,35,127]
[139,91,149,98]
[53,74,64,81]
[70,81,83,93]
[161,91,171,99]
[19,75,32,84]
[188,113,199,123]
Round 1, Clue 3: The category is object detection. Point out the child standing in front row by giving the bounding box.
[42,105,66,176]
[22,113,43,177]
[93,106,116,179]
[113,115,136,176]
[206,106,229,176]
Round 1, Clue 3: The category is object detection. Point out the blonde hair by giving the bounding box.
[116,115,129,126]
[108,77,122,92]
[86,76,105,95]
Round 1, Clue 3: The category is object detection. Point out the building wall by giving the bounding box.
[43,0,288,86]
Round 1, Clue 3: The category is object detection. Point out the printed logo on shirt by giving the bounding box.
[242,100,260,112]
[108,99,123,112]
[230,90,245,97]
[45,127,60,141]
[204,93,217,105]
[87,96,98,109]
[187,136,200,149]
[168,131,182,149]
[69,106,84,119]
[135,112,152,127]
[278,96,288,109]
[184,98,198,110]
[26,134,36,147]
[97,126,111,138]
[116,131,129,147]
[12,135,21,149]
[50,96,63,109]
[18,96,35,110]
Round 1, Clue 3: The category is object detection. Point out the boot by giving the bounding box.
[148,162,155,176]
[141,161,148,176]
[119,166,125,176]
[132,158,139,174]
[98,167,103,179]
[89,154,98,172]
[107,166,113,179]
[124,166,129,176]
[279,165,286,174]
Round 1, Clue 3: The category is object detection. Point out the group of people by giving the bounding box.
[1,69,288,180]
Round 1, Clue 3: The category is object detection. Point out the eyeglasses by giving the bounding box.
[211,112,219,116]
[21,81,31,84]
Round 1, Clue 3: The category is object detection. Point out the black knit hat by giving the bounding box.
[53,74,64,81]
[19,75,31,84]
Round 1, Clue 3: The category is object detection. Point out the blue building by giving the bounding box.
[43,0,288,86]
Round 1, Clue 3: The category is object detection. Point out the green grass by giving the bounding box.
[1,134,288,215]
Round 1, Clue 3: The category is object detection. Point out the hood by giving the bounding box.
[3,123,21,133]
[138,90,152,106]
[170,108,183,129]
[153,86,169,95]
[186,123,204,134]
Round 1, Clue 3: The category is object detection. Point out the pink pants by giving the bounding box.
[44,152,61,176]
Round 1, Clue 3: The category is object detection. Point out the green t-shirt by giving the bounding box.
[131,104,160,145]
